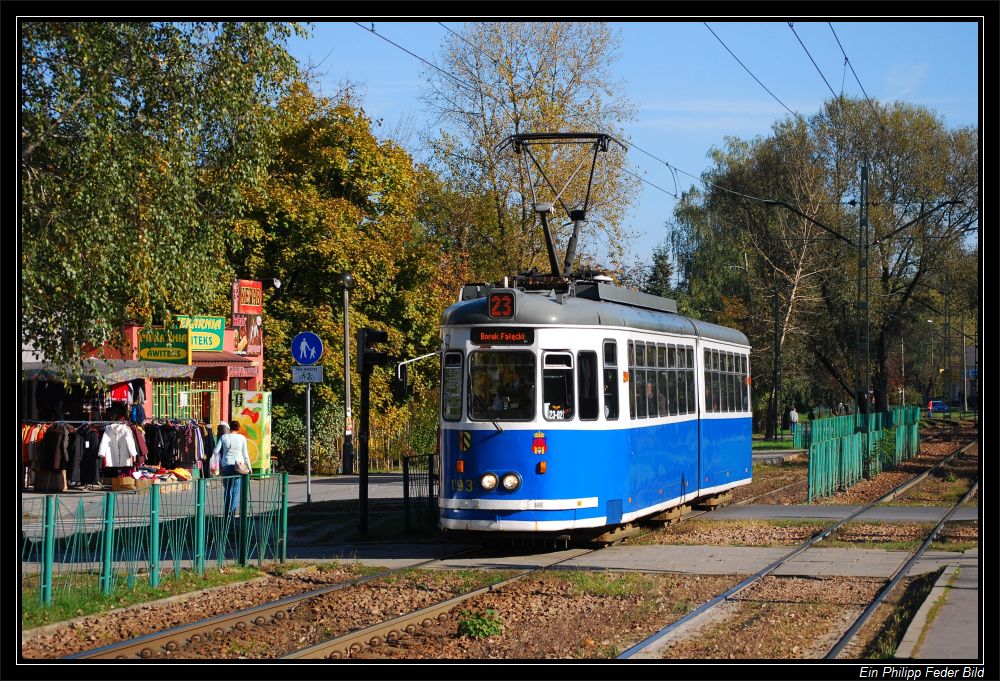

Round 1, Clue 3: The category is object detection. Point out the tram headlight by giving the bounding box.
[480,473,498,491]
[501,472,521,491]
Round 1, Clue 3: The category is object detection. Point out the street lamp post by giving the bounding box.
[339,272,355,475]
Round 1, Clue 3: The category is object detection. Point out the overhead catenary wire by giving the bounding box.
[440,21,793,207]
[704,22,814,131]
[361,22,860,215]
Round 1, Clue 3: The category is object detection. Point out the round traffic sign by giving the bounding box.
[292,332,324,365]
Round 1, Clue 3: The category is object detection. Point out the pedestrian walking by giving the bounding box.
[790,406,799,437]
[214,420,252,518]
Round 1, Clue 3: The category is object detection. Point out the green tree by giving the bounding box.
[21,21,304,374]
[667,98,978,425]
[234,83,465,456]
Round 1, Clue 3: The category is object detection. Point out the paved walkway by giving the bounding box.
[896,553,981,660]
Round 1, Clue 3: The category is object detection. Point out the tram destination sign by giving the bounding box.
[471,327,534,345]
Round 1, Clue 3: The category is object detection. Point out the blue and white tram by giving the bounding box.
[437,279,752,536]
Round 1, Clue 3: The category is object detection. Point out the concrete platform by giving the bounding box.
[895,551,981,660]
[294,542,970,580]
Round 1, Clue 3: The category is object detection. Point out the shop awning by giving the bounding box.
[21,358,197,384]
[191,351,256,367]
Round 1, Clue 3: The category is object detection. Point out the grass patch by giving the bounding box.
[21,565,262,629]
[752,439,797,451]
[861,568,943,659]
[558,570,655,598]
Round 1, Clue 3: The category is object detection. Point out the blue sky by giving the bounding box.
[286,20,980,264]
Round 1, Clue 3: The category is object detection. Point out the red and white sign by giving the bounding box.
[232,279,263,316]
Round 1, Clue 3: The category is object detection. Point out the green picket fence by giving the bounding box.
[20,473,288,607]
[806,406,921,501]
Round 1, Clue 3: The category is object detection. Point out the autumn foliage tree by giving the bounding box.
[233,82,466,470]
[422,21,639,280]
[21,21,303,373]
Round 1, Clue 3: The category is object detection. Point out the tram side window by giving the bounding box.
[656,344,669,417]
[712,350,722,412]
[677,345,688,415]
[722,352,731,412]
[665,345,677,416]
[634,342,647,419]
[628,341,636,419]
[442,351,464,421]
[543,352,574,421]
[645,342,658,418]
[578,351,599,421]
[704,349,713,413]
[603,340,619,420]
[469,350,535,421]
[741,355,749,411]
[685,348,695,414]
[736,354,743,412]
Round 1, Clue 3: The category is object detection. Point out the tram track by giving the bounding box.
[64,548,484,660]
[62,437,975,661]
[281,546,599,659]
[617,439,977,659]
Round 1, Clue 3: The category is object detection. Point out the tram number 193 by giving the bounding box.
[450,478,475,492]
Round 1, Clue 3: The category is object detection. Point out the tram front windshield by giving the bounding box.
[469,351,535,421]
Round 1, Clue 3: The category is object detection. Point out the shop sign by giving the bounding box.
[232,279,263,316]
[229,365,259,378]
[173,315,225,352]
[138,328,191,364]
[232,314,263,357]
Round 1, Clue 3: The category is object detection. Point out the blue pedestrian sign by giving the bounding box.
[292,332,324,365]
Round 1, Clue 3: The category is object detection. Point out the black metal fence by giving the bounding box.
[402,453,437,531]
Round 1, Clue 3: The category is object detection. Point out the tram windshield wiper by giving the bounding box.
[472,392,504,433]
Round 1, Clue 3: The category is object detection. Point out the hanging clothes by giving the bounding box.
[40,423,73,472]
[98,421,138,468]
[160,423,179,469]
[78,424,103,485]
[109,383,130,403]
[128,423,148,467]
[173,422,204,467]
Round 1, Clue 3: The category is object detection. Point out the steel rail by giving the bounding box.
[826,477,979,656]
[617,439,975,659]
[280,547,598,659]
[65,547,481,660]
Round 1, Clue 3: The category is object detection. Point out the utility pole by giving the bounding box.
[944,272,952,410]
[856,163,871,476]
[339,273,355,475]
[961,312,967,413]
[900,336,905,407]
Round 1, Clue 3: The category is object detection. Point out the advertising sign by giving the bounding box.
[232,390,272,476]
[138,328,191,364]
[232,279,263,315]
[232,313,263,357]
[173,315,225,352]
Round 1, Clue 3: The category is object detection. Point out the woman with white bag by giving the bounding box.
[213,420,252,517]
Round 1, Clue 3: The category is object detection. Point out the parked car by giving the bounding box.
[927,400,950,414]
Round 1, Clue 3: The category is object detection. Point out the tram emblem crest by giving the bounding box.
[458,431,472,452]
[532,432,546,455]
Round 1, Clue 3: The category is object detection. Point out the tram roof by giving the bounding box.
[442,285,749,347]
